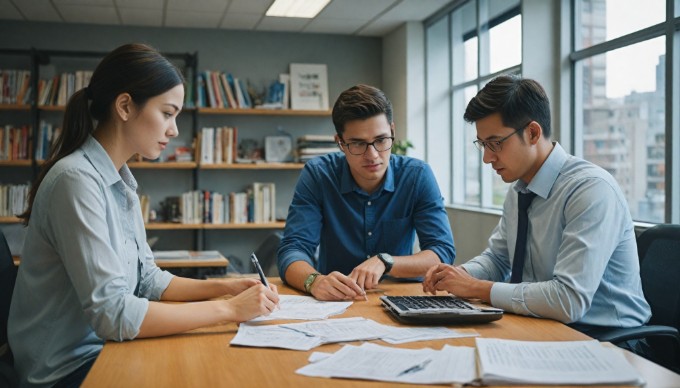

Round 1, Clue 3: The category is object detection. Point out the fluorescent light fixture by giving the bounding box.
[266,0,331,18]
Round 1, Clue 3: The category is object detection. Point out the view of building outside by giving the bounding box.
[577,0,666,222]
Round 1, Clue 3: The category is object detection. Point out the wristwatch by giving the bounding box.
[377,253,394,274]
[303,272,321,294]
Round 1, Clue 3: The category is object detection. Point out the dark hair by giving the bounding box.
[463,74,551,138]
[19,43,184,224]
[331,84,393,137]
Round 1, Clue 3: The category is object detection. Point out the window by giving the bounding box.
[572,0,679,223]
[425,0,522,208]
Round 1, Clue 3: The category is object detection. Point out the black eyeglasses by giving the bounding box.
[473,121,532,153]
[339,137,394,155]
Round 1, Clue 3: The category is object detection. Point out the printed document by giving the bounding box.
[296,343,476,384]
[476,338,645,386]
[250,295,352,321]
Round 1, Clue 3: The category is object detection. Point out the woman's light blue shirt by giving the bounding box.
[8,136,174,387]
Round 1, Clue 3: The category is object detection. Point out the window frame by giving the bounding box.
[569,0,680,223]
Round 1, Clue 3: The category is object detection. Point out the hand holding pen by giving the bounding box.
[250,253,269,287]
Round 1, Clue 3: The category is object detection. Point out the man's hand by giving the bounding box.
[310,271,366,301]
[422,263,493,302]
[349,256,385,290]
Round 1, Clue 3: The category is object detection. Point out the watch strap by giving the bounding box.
[303,272,321,293]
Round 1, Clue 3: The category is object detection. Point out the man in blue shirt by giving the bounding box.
[278,84,456,301]
[423,75,651,331]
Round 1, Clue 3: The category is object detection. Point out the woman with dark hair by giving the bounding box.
[9,43,279,388]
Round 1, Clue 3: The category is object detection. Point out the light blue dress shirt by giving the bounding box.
[278,153,456,277]
[462,143,651,327]
[8,136,174,387]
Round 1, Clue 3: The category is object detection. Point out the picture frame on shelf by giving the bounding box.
[289,63,328,111]
[265,135,293,163]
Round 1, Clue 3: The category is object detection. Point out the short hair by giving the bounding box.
[464,74,551,138]
[331,84,393,137]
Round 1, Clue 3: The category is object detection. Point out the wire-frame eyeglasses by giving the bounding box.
[339,136,394,155]
[472,121,532,153]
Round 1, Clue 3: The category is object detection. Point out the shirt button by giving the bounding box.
[367,201,372,206]
[368,231,372,236]
[366,255,371,259]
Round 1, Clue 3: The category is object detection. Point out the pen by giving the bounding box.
[397,359,431,376]
[250,253,269,288]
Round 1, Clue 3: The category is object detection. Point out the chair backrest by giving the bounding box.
[254,231,283,277]
[0,228,17,357]
[637,224,680,330]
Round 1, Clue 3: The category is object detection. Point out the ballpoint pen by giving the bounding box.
[250,253,269,287]
[397,359,431,376]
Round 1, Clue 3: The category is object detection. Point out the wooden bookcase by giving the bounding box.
[1,47,332,272]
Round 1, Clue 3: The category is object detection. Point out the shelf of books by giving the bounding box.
[128,161,197,169]
[145,222,285,230]
[0,216,22,224]
[199,162,304,170]
[198,107,331,117]
[0,104,31,111]
[0,160,32,167]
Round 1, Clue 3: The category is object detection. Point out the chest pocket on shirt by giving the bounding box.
[378,217,414,252]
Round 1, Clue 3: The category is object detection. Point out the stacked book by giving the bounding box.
[198,126,238,164]
[0,183,29,217]
[196,70,251,109]
[38,70,92,106]
[0,69,31,105]
[160,183,276,225]
[297,134,339,162]
[0,124,31,161]
[35,120,62,161]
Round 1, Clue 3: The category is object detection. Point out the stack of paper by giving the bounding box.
[250,295,352,321]
[297,343,476,385]
[294,339,646,386]
[231,317,478,351]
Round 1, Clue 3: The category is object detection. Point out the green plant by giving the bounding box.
[392,139,413,156]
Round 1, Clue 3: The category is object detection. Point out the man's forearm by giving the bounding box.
[284,260,318,291]
[389,250,441,278]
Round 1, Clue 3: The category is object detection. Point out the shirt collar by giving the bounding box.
[339,156,395,195]
[81,136,137,190]
[513,142,567,199]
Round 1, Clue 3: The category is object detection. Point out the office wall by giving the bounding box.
[382,22,426,161]
[0,21,382,269]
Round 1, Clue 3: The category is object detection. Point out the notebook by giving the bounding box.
[380,295,503,325]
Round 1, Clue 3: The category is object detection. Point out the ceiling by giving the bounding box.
[0,0,455,37]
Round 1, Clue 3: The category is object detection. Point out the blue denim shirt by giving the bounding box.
[462,143,651,327]
[9,136,174,387]
[278,153,455,278]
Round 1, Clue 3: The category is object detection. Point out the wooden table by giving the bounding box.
[82,279,680,387]
[13,251,229,269]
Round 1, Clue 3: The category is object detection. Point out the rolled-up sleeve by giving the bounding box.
[277,165,323,279]
[413,164,455,264]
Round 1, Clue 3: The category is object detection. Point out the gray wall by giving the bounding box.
[0,21,382,272]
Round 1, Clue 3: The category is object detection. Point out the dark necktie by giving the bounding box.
[510,191,537,283]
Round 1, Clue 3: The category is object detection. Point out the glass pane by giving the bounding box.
[451,0,478,82]
[426,17,452,203]
[578,37,666,222]
[489,15,522,73]
[463,85,480,205]
[577,0,666,49]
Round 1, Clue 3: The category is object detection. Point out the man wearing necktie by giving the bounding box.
[423,75,651,335]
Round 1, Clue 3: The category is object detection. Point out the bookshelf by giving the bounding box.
[1,46,336,272]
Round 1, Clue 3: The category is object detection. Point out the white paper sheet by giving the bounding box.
[250,295,352,321]
[230,323,322,351]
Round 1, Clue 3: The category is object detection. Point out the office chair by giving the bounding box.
[253,231,284,277]
[594,224,680,373]
[0,228,19,387]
